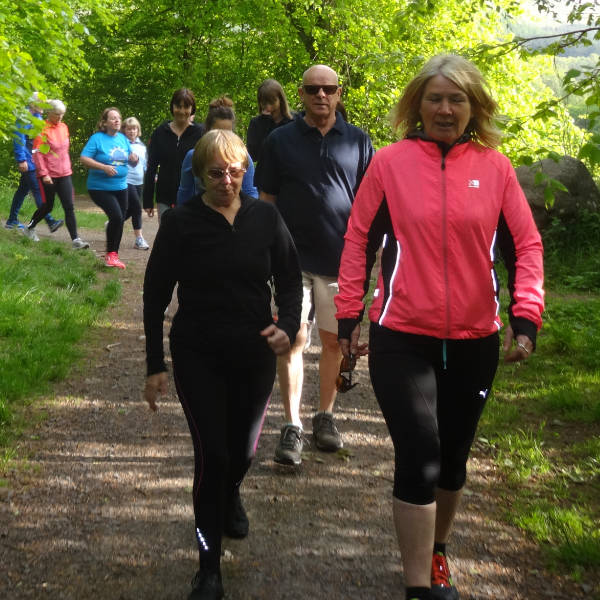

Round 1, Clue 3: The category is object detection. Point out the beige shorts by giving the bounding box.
[300,271,339,334]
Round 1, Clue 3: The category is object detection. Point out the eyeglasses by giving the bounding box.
[302,85,339,95]
[335,353,358,393]
[205,167,246,181]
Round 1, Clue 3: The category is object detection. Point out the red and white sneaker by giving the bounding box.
[104,251,126,269]
[431,551,459,599]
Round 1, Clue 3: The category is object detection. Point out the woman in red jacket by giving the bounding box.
[335,55,544,600]
[23,99,89,249]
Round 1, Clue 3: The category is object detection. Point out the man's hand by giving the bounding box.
[17,161,28,173]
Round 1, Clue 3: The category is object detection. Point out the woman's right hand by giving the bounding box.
[338,323,368,358]
[103,164,117,177]
[144,372,168,411]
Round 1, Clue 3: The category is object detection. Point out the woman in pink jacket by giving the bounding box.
[335,55,544,600]
[22,99,88,249]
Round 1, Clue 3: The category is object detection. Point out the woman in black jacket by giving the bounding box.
[143,88,204,220]
[143,129,302,600]
[246,79,293,174]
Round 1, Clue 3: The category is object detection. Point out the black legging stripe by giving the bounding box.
[368,323,499,505]
[170,343,275,570]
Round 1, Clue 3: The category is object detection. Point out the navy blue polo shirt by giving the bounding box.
[256,112,374,277]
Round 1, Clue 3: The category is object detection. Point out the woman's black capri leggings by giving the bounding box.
[88,188,128,253]
[368,323,499,505]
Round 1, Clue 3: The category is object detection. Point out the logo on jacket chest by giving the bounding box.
[468,179,480,189]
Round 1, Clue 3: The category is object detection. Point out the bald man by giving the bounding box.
[257,65,374,466]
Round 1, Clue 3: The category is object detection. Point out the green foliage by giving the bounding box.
[480,0,600,183]
[543,210,600,290]
[0,0,112,142]
[61,0,579,160]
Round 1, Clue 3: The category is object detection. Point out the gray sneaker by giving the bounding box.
[23,227,40,242]
[134,236,150,250]
[312,412,343,452]
[72,237,90,249]
[274,424,303,465]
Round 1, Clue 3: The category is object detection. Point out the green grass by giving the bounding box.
[480,213,600,582]
[0,219,120,449]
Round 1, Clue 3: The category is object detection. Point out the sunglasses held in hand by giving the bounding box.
[336,353,358,393]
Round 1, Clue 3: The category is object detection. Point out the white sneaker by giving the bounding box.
[134,236,149,250]
[72,237,90,250]
[23,227,39,242]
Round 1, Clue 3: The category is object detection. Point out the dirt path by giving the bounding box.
[0,202,586,599]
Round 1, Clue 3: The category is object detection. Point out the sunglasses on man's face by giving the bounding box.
[335,353,358,393]
[302,85,339,95]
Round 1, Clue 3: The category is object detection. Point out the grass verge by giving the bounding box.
[479,213,600,585]
[0,225,120,457]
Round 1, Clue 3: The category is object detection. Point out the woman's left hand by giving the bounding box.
[144,372,168,411]
[260,324,291,355]
[503,325,534,363]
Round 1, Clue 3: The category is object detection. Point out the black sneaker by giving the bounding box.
[312,412,343,451]
[274,424,303,465]
[188,569,224,600]
[48,219,64,233]
[224,488,249,538]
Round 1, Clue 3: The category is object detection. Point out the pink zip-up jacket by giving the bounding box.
[33,121,72,178]
[335,137,544,344]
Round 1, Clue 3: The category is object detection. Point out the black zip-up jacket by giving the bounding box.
[142,121,204,209]
[143,193,302,375]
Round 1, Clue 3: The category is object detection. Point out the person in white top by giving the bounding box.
[122,117,149,250]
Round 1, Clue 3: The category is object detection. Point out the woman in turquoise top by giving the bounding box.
[80,107,138,269]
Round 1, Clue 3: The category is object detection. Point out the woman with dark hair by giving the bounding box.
[177,96,257,204]
[80,107,138,269]
[246,79,293,166]
[143,129,301,599]
[335,54,544,600]
[143,88,204,219]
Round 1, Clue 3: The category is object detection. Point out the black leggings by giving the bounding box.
[125,184,143,230]
[170,342,275,570]
[368,324,499,505]
[30,176,78,240]
[88,188,128,253]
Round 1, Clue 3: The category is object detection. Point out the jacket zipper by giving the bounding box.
[441,152,451,341]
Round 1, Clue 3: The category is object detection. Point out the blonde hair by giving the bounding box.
[122,116,142,138]
[391,54,502,149]
[192,129,248,181]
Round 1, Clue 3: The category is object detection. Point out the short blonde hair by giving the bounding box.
[391,54,502,149]
[122,116,142,138]
[192,129,248,181]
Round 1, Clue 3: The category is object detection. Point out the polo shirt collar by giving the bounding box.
[296,111,345,136]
